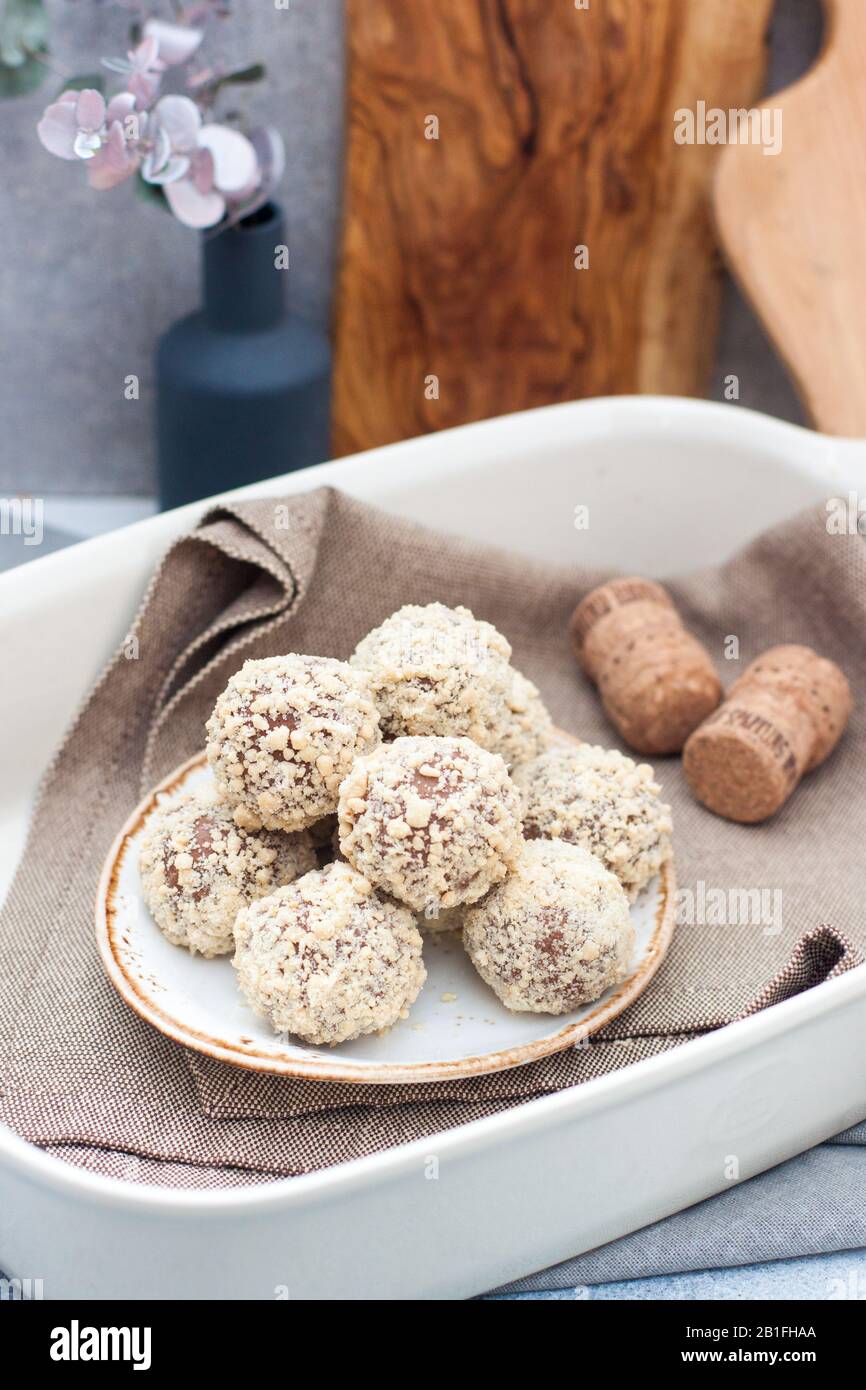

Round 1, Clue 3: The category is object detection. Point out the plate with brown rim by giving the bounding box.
[95,730,676,1085]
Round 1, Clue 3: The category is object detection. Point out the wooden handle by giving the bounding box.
[714,0,866,436]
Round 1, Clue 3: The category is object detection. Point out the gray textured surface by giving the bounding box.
[0,0,344,495]
[0,0,824,495]
[486,1248,866,1301]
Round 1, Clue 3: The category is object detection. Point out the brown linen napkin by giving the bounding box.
[0,488,863,1184]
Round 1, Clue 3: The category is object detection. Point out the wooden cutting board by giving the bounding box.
[332,0,773,456]
[715,0,866,436]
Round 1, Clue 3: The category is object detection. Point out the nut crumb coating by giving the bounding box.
[206,654,381,832]
[338,735,523,913]
[140,788,316,957]
[514,744,672,902]
[233,861,426,1044]
[463,839,635,1013]
[350,602,515,747]
[495,669,554,769]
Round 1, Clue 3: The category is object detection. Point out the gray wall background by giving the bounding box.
[0,0,820,497]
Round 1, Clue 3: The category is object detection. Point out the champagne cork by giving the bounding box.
[683,645,852,823]
[569,577,722,755]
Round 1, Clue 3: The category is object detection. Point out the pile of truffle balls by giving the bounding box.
[139,603,673,1046]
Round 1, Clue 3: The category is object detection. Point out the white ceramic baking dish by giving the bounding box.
[2,396,865,1300]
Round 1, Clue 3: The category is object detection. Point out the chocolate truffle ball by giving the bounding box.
[338,735,523,913]
[494,669,554,769]
[463,839,634,1013]
[232,861,426,1044]
[140,788,316,957]
[350,603,516,748]
[206,654,380,833]
[514,744,672,902]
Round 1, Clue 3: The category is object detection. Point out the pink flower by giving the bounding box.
[142,19,204,67]
[164,124,260,227]
[136,95,260,227]
[39,89,143,189]
[34,7,275,232]
[102,36,165,107]
[38,89,109,161]
[88,96,141,190]
[140,94,200,185]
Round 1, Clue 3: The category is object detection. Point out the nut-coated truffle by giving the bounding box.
[494,669,554,769]
[350,602,515,748]
[232,861,426,1044]
[462,839,635,1013]
[206,654,380,833]
[140,788,316,957]
[338,735,523,913]
[514,744,672,902]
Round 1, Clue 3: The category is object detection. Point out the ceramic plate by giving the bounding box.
[96,732,675,1084]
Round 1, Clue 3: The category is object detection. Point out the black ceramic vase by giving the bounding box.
[156,202,331,510]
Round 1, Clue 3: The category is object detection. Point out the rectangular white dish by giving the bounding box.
[2,395,865,1300]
